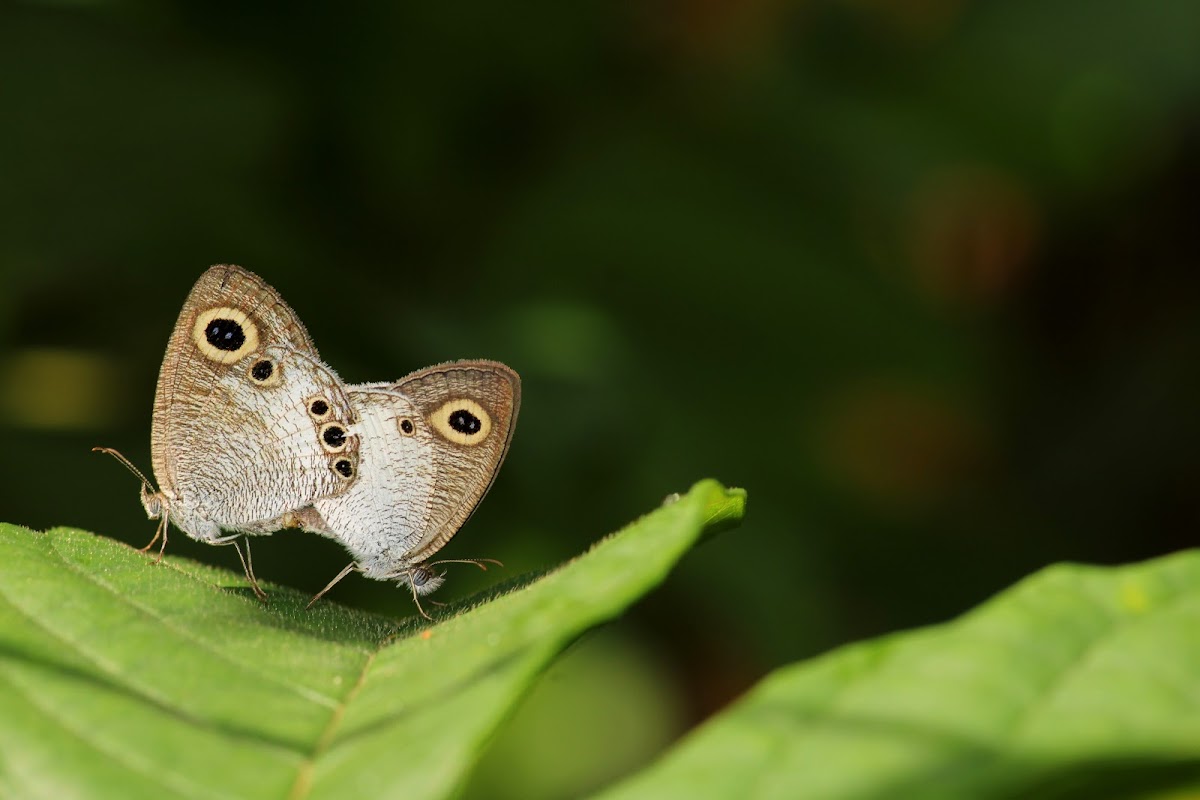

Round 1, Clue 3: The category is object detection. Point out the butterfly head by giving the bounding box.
[139,485,169,521]
[405,565,447,596]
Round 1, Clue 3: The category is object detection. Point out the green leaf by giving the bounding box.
[0,480,746,800]
[598,551,1200,800]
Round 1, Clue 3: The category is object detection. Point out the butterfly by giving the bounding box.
[97,264,518,613]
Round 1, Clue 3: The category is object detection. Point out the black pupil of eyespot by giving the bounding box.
[311,400,328,416]
[323,426,346,447]
[401,419,414,434]
[335,459,352,477]
[449,409,481,435]
[205,318,245,351]
[251,360,272,381]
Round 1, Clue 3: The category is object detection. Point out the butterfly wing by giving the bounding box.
[151,264,360,540]
[310,360,520,579]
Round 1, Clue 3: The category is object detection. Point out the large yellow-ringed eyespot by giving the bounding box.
[247,357,281,387]
[318,421,349,453]
[429,398,491,445]
[192,307,260,364]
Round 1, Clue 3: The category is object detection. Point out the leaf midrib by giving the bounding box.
[287,649,379,800]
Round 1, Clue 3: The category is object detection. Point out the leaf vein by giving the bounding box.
[47,534,343,709]
[287,649,379,800]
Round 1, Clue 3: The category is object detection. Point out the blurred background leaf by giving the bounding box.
[1,1,1198,797]
[598,548,1200,800]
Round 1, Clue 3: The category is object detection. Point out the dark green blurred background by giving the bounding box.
[2,1,1199,796]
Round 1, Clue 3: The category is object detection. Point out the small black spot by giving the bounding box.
[334,459,353,478]
[310,399,329,417]
[323,426,346,448]
[205,318,245,351]
[400,419,415,434]
[251,360,273,381]
[449,409,481,435]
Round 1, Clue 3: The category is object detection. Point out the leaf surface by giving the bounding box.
[0,480,745,800]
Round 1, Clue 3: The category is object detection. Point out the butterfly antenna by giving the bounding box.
[93,447,170,560]
[306,562,358,609]
[231,537,268,601]
[425,558,503,572]
[92,446,153,489]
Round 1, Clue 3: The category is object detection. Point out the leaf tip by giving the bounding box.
[690,480,746,539]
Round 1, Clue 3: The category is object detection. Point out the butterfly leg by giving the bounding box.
[306,562,358,609]
[138,514,169,563]
[231,537,268,601]
[407,580,434,621]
